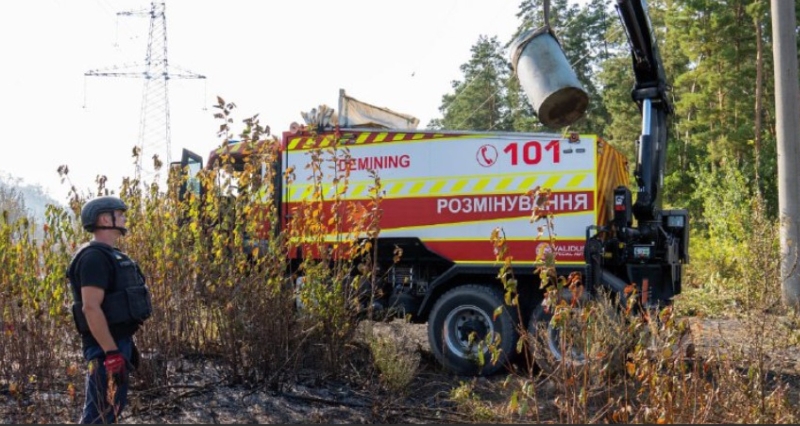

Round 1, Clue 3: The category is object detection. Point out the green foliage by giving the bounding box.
[0,199,80,402]
[431,35,511,131]
[681,161,780,316]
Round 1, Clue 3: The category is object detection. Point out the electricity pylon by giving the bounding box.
[85,1,205,183]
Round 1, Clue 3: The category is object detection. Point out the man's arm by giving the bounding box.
[77,248,118,353]
[81,286,118,353]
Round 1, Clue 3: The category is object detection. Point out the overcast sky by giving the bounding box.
[0,0,539,203]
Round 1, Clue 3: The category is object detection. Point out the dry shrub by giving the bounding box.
[449,381,504,422]
[487,188,800,424]
[526,289,634,383]
[364,323,420,394]
[1,97,386,422]
[0,198,84,422]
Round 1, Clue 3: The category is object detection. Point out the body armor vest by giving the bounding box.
[67,242,152,335]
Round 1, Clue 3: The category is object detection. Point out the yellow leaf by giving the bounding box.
[508,391,519,413]
[493,305,503,320]
[626,362,636,376]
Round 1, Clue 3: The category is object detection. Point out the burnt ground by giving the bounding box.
[3,314,800,424]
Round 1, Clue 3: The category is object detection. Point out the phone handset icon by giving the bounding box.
[477,144,497,167]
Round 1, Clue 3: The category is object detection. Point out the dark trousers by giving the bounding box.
[79,336,133,424]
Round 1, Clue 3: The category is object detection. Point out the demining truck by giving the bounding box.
[175,0,689,376]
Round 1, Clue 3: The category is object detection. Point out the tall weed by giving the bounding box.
[0,96,386,421]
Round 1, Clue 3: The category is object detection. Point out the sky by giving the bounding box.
[0,0,540,205]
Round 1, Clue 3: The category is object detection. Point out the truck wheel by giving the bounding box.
[428,285,517,376]
[528,303,587,375]
[528,291,627,377]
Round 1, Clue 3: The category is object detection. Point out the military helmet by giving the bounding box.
[81,196,128,232]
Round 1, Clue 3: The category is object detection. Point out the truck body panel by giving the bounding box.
[282,129,628,266]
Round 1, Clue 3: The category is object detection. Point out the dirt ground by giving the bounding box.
[3,314,800,424]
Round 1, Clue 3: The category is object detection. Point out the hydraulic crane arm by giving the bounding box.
[615,0,672,222]
[556,0,690,309]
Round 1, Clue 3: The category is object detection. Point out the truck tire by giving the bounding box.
[528,286,628,377]
[427,285,517,376]
[528,302,587,376]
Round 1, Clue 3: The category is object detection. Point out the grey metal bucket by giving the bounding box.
[510,26,589,128]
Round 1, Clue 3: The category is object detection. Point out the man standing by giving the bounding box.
[67,196,152,424]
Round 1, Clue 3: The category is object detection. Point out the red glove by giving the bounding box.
[104,350,126,376]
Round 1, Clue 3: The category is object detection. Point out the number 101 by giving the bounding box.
[503,140,560,165]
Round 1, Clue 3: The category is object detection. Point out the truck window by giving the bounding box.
[186,159,202,196]
[178,148,204,201]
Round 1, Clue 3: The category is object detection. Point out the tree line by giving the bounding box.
[429,0,799,238]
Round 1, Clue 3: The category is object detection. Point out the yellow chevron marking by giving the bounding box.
[496,177,514,191]
[392,133,407,141]
[288,138,301,150]
[303,138,316,149]
[519,176,538,191]
[388,181,406,195]
[356,133,370,144]
[374,132,388,142]
[473,178,490,192]
[412,134,425,140]
[350,184,367,197]
[319,136,333,148]
[543,175,562,189]
[566,173,587,188]
[451,179,468,193]
[430,180,447,194]
[409,181,426,195]
[286,170,593,201]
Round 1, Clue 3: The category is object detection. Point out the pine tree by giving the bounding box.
[431,36,510,131]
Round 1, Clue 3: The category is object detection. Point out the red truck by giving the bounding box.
[176,0,691,375]
[177,120,644,376]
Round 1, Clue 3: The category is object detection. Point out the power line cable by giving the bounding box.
[94,0,142,49]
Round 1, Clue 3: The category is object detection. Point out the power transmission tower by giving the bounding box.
[85,1,205,184]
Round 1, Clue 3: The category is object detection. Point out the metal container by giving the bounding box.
[510,26,589,128]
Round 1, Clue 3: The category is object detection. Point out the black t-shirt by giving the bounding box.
[73,243,140,348]
[77,248,114,291]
